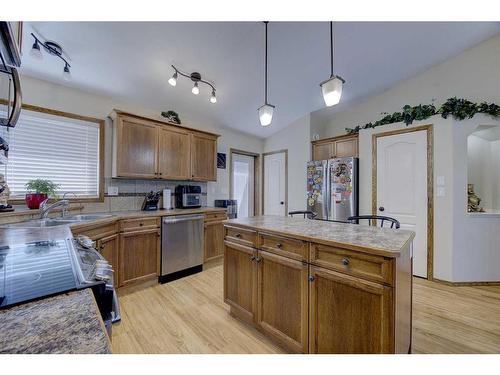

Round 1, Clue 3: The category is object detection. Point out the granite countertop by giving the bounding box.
[0,289,111,354]
[225,216,415,258]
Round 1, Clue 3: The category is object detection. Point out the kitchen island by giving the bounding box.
[223,216,414,354]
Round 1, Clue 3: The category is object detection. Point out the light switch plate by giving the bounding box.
[437,176,445,186]
[108,186,119,196]
[437,186,445,197]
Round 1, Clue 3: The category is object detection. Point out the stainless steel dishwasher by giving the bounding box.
[160,214,204,283]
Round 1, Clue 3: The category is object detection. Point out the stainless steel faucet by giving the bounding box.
[39,199,70,219]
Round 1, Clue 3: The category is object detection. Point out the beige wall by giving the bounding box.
[263,114,311,213]
[311,34,500,138]
[19,75,265,208]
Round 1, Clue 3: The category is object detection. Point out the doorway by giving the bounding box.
[372,125,433,279]
[230,149,260,218]
[262,150,287,216]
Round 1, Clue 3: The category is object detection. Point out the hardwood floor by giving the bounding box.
[111,260,500,354]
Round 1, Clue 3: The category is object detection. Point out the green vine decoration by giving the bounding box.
[345,97,500,134]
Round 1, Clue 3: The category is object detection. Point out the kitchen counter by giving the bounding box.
[0,289,111,354]
[225,215,414,257]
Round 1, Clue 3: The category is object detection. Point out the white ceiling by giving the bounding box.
[20,22,500,138]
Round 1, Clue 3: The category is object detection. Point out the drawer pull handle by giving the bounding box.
[139,223,144,226]
[276,243,283,249]
[235,233,242,238]
[342,258,350,266]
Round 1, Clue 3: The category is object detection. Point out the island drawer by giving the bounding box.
[258,232,308,261]
[204,212,227,223]
[310,243,394,285]
[225,226,257,247]
[120,217,159,232]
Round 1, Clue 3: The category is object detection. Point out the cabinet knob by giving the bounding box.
[276,243,283,249]
[139,223,143,226]
[342,258,350,266]
[256,257,262,263]
[308,275,315,282]
[249,255,256,262]
[235,233,241,238]
[379,206,385,212]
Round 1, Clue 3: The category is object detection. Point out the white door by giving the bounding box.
[264,152,286,216]
[376,130,428,278]
[232,153,255,218]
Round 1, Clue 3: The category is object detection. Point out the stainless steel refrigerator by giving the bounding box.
[306,157,358,221]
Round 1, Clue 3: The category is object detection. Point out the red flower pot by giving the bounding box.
[25,193,48,209]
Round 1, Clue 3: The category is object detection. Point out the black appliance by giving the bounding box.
[141,190,161,211]
[214,199,238,219]
[0,228,120,334]
[175,185,202,208]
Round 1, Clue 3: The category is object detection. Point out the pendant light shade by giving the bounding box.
[258,103,275,127]
[320,75,344,107]
[320,22,345,107]
[259,21,275,127]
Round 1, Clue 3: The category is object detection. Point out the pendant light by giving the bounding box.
[319,22,345,107]
[258,21,275,127]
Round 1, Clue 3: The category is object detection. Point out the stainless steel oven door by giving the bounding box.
[0,64,22,128]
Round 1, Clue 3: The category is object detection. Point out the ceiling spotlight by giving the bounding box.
[320,22,345,107]
[30,40,43,60]
[192,82,200,95]
[29,33,73,81]
[168,71,178,86]
[63,63,71,81]
[210,90,217,104]
[167,65,217,103]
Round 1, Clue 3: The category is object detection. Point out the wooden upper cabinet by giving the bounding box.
[191,133,217,181]
[158,127,191,180]
[335,137,358,158]
[312,135,358,161]
[115,117,159,178]
[312,142,334,161]
[309,265,393,354]
[111,110,219,181]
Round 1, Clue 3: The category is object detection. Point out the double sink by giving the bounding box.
[3,214,115,228]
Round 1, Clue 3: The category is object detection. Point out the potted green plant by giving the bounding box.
[25,179,59,209]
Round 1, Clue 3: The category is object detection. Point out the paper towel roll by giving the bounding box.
[163,189,172,210]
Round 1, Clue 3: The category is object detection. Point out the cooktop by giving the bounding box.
[0,239,77,308]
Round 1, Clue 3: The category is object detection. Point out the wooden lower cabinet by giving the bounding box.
[309,265,393,354]
[119,228,161,287]
[256,251,309,353]
[204,221,224,261]
[96,234,119,282]
[223,241,257,323]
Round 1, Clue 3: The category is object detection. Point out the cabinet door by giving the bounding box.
[312,142,334,161]
[257,251,309,353]
[116,118,158,178]
[224,241,257,323]
[119,229,161,287]
[191,133,217,181]
[96,234,119,283]
[309,266,393,354]
[334,137,358,158]
[158,127,191,180]
[204,221,224,261]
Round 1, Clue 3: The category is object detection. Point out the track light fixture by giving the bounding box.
[168,65,217,104]
[29,33,72,81]
[320,22,345,107]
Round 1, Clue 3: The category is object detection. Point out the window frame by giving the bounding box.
[6,102,105,204]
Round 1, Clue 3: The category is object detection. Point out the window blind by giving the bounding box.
[4,109,100,198]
